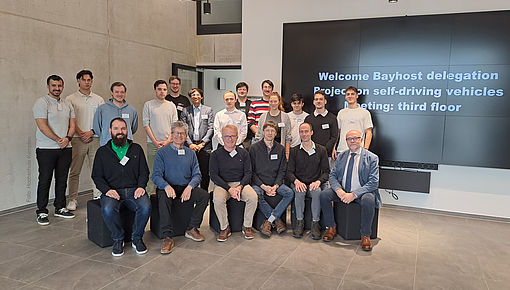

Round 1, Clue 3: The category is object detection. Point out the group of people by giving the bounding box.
[33,70,381,257]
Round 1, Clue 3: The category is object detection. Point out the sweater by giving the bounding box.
[304,111,338,155]
[209,146,252,191]
[249,139,287,186]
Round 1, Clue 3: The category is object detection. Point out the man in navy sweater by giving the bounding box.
[152,121,209,254]
[92,118,151,257]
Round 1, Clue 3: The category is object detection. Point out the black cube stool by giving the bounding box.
[334,202,378,240]
[290,196,324,231]
[252,194,287,231]
[87,199,135,247]
[209,194,246,233]
[150,194,195,239]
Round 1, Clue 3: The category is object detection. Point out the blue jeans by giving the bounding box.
[252,184,294,219]
[100,188,151,241]
[292,183,326,221]
[320,188,376,237]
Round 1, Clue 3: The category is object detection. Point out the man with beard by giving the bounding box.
[92,118,151,257]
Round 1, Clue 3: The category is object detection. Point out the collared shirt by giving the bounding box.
[213,108,248,146]
[33,95,75,149]
[342,147,362,195]
[313,109,329,117]
[193,105,201,141]
[299,141,316,156]
[111,141,130,160]
[66,91,104,137]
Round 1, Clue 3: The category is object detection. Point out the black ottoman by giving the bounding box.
[252,194,287,231]
[150,194,195,239]
[334,202,378,240]
[87,199,135,248]
[209,195,246,233]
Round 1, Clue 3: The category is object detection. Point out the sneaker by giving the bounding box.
[217,227,231,242]
[36,213,50,225]
[160,237,174,254]
[185,228,205,242]
[93,195,101,200]
[293,219,304,238]
[112,240,124,257]
[242,226,255,240]
[132,239,148,255]
[311,221,322,240]
[54,208,75,219]
[66,200,78,211]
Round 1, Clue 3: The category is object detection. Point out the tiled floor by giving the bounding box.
[0,193,509,290]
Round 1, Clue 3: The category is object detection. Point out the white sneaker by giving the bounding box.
[67,200,78,211]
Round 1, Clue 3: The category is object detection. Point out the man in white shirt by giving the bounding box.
[66,70,105,210]
[288,93,309,148]
[213,91,247,148]
[143,80,178,195]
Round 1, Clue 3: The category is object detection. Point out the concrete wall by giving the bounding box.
[196,34,242,66]
[0,0,196,211]
[242,0,510,218]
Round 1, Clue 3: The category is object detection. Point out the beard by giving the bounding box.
[111,133,127,147]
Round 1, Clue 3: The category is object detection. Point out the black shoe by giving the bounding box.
[132,239,148,255]
[54,208,75,219]
[112,240,124,257]
[311,221,322,240]
[37,213,50,225]
[292,219,304,238]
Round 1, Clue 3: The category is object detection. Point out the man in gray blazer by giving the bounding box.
[319,130,381,250]
[180,88,214,190]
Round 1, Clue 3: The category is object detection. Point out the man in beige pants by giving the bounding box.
[209,125,257,241]
[66,70,104,209]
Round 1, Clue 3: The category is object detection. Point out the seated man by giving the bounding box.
[152,121,209,254]
[91,118,151,256]
[287,122,330,240]
[210,125,258,241]
[320,130,381,251]
[250,121,294,238]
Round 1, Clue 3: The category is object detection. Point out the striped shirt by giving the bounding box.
[247,98,269,127]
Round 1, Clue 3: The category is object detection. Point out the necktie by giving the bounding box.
[345,152,356,193]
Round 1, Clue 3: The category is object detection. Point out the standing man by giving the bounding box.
[213,91,247,148]
[332,86,373,159]
[66,69,105,209]
[235,82,253,149]
[152,121,209,254]
[287,123,330,239]
[93,82,138,146]
[33,75,76,224]
[320,130,381,251]
[165,76,190,119]
[247,80,272,138]
[250,122,294,238]
[143,80,178,195]
[304,90,338,158]
[181,88,214,191]
[288,93,309,148]
[91,118,151,257]
[210,125,258,241]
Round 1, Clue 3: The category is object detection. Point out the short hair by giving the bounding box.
[261,79,274,89]
[345,86,358,94]
[110,82,127,92]
[314,90,326,99]
[269,92,284,111]
[76,70,93,80]
[222,124,238,136]
[299,122,312,131]
[46,75,63,85]
[110,117,127,128]
[236,81,249,91]
[169,76,181,84]
[153,80,167,90]
[188,88,203,98]
[263,121,277,131]
[290,93,304,103]
[171,120,188,133]
[223,90,236,98]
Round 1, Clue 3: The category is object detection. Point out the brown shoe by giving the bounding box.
[260,220,272,238]
[185,228,205,242]
[217,227,231,242]
[242,226,255,240]
[160,237,174,254]
[274,218,287,234]
[361,235,372,251]
[322,227,336,242]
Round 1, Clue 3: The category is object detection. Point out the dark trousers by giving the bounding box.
[157,185,209,238]
[195,149,211,191]
[36,148,72,214]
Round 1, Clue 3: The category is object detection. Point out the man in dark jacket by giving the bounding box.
[92,117,151,257]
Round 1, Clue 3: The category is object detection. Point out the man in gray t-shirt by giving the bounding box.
[33,75,76,225]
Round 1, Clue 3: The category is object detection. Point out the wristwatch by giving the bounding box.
[66,136,73,141]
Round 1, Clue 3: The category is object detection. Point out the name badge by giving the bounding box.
[239,103,246,107]
[178,149,185,155]
[201,114,208,119]
[308,148,316,156]
[278,122,285,128]
[270,154,278,160]
[229,149,238,157]
[177,105,183,111]
[321,123,329,129]
[122,113,129,119]
[57,103,63,111]
[119,156,130,166]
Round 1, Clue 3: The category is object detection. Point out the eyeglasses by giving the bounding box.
[173,131,187,136]
[346,136,362,142]
[223,135,237,139]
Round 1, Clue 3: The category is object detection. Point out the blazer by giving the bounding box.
[329,148,382,208]
[180,105,214,152]
[253,111,292,145]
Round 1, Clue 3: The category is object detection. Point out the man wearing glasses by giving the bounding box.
[320,130,381,251]
[165,76,191,119]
